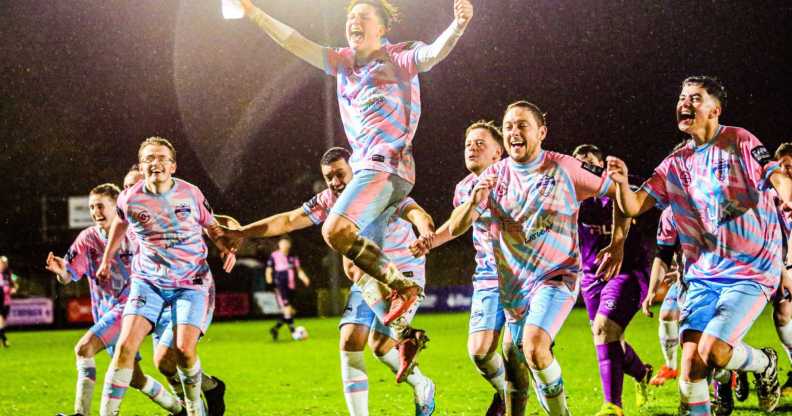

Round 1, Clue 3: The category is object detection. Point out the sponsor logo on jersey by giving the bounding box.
[751,145,771,167]
[581,161,604,176]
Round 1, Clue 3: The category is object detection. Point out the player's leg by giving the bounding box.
[502,322,534,416]
[99,279,160,416]
[698,281,778,412]
[652,283,681,386]
[322,170,419,322]
[339,288,374,416]
[172,287,212,416]
[130,359,183,415]
[0,301,8,347]
[522,281,577,416]
[66,330,105,415]
[469,286,507,412]
[772,277,792,396]
[679,330,712,415]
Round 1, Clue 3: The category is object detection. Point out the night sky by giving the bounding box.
[2,1,791,283]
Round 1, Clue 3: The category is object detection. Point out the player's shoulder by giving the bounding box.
[456,172,478,189]
[386,41,424,53]
[306,188,334,209]
[76,226,101,243]
[547,151,604,176]
[118,180,145,203]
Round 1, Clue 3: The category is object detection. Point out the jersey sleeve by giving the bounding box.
[474,166,499,216]
[302,189,333,225]
[394,197,418,218]
[560,155,612,201]
[737,128,780,191]
[323,47,352,77]
[453,177,471,208]
[193,187,216,227]
[64,231,92,282]
[390,42,424,76]
[640,157,672,209]
[116,189,131,225]
[656,208,679,247]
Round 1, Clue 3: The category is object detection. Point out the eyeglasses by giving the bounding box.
[139,155,174,164]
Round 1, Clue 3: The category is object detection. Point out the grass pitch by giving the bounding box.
[1,308,791,415]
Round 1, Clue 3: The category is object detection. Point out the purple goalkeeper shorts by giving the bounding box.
[581,270,648,329]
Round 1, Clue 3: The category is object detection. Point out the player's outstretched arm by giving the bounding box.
[400,200,436,241]
[264,266,273,285]
[241,0,325,70]
[409,204,466,257]
[605,156,655,217]
[237,207,315,240]
[414,0,474,72]
[45,252,71,284]
[448,175,493,237]
[297,267,311,287]
[97,217,128,281]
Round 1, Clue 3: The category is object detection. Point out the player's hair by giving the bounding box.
[683,75,727,110]
[572,144,604,162]
[320,147,352,166]
[775,142,792,160]
[505,101,548,128]
[128,163,140,172]
[138,136,177,162]
[346,0,401,30]
[465,120,503,148]
[0,256,7,264]
[90,183,122,200]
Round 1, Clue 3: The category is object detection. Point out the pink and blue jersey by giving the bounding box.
[303,189,425,286]
[324,42,425,184]
[641,126,782,293]
[476,151,612,321]
[267,251,300,290]
[116,178,216,291]
[453,173,498,289]
[65,226,136,322]
[656,207,679,249]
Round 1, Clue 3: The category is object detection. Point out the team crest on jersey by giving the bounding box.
[679,170,692,187]
[713,159,730,182]
[174,202,192,221]
[136,210,151,224]
[535,175,556,197]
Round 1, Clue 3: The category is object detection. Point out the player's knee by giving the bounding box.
[155,351,177,377]
[321,221,352,252]
[74,341,96,359]
[115,341,139,364]
[659,310,678,322]
[522,343,551,369]
[697,340,729,368]
[774,308,792,327]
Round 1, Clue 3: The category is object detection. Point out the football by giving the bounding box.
[292,326,309,341]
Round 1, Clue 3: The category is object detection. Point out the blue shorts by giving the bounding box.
[125,279,212,339]
[680,279,768,346]
[329,169,413,246]
[508,281,578,349]
[660,282,682,315]
[90,304,140,360]
[151,284,216,349]
[469,286,506,334]
[339,285,421,340]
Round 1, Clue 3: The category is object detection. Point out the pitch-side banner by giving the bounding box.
[68,195,92,229]
[7,297,54,326]
[418,286,473,313]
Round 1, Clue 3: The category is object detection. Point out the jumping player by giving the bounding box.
[219,147,436,414]
[46,183,184,416]
[96,137,234,416]
[266,236,311,341]
[410,120,508,414]
[449,101,631,416]
[237,0,473,323]
[607,76,791,413]
[572,144,653,416]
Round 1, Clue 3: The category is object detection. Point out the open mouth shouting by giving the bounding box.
[508,136,526,151]
[348,26,365,44]
[677,108,695,128]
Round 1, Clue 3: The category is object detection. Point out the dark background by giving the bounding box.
[2,1,792,296]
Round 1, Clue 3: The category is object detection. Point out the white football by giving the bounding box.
[292,326,309,341]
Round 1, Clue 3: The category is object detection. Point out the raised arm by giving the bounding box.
[448,175,494,237]
[241,0,326,70]
[414,0,474,72]
[97,217,129,281]
[606,156,656,217]
[239,207,315,239]
[399,200,436,240]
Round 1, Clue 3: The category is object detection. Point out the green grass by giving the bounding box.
[1,308,791,415]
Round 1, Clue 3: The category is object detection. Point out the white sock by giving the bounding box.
[776,320,792,364]
[178,359,205,416]
[376,348,428,387]
[340,351,368,416]
[139,375,183,413]
[659,319,679,370]
[530,359,568,416]
[99,367,133,416]
[471,351,507,396]
[679,378,711,412]
[725,343,770,373]
[75,357,96,415]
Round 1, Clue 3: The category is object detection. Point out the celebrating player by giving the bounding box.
[95,137,234,416]
[0,256,18,348]
[219,147,436,414]
[572,144,653,416]
[237,0,473,323]
[449,102,631,416]
[45,183,184,416]
[266,236,312,341]
[607,76,792,413]
[410,120,508,414]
